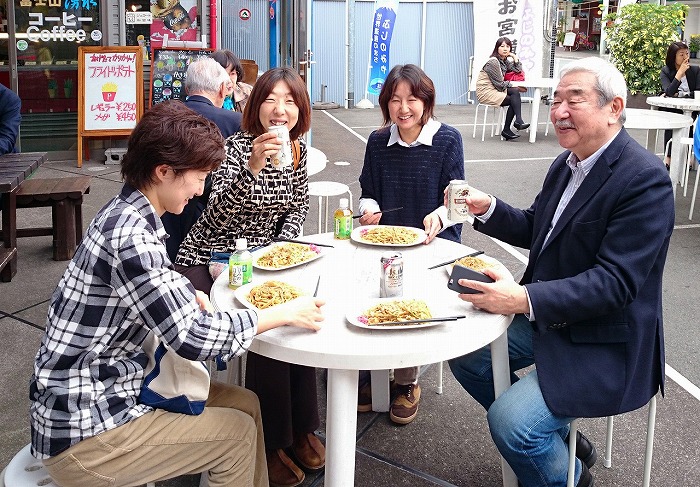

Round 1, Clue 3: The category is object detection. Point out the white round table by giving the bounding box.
[306,146,328,176]
[211,232,516,487]
[624,108,693,199]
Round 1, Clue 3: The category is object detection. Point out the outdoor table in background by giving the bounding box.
[510,77,559,143]
[210,232,516,487]
[0,152,46,282]
[624,108,692,199]
[307,146,328,176]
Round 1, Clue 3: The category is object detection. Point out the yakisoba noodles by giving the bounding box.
[360,226,418,245]
[359,299,432,326]
[454,256,493,271]
[246,281,303,309]
[256,243,320,268]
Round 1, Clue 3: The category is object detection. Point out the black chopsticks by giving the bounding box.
[428,250,484,270]
[272,237,335,248]
[352,206,404,219]
[313,276,321,297]
[372,315,466,326]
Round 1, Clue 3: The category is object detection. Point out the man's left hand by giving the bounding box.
[457,264,530,315]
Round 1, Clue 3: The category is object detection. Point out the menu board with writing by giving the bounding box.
[79,47,143,133]
[77,46,143,167]
[150,48,214,106]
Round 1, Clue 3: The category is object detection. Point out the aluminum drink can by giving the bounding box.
[380,252,404,298]
[447,179,471,222]
[268,125,293,168]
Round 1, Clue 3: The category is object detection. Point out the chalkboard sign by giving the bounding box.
[150,48,214,106]
[77,46,144,167]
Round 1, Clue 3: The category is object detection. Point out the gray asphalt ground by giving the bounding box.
[2,49,699,486]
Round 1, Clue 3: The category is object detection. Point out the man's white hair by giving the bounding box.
[559,57,628,124]
[185,57,230,95]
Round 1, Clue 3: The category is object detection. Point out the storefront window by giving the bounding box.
[125,0,199,59]
[11,0,102,114]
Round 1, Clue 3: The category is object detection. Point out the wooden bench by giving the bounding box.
[15,176,91,261]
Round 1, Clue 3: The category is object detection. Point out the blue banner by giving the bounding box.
[367,0,399,95]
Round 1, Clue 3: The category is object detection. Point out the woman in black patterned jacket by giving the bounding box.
[176,68,323,487]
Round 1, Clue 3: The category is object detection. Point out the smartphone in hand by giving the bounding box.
[447,264,495,294]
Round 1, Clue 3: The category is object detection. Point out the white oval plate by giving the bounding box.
[444,253,500,277]
[252,242,325,271]
[346,297,443,330]
[350,225,427,247]
[233,280,308,311]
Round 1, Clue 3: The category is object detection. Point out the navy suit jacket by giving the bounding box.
[184,95,242,139]
[475,129,674,418]
[161,95,242,261]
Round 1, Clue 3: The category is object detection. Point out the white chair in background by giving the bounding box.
[671,120,700,219]
[470,57,507,141]
[566,396,658,487]
[307,182,353,233]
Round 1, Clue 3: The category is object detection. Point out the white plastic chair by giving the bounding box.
[307,181,353,233]
[676,119,700,219]
[0,444,157,487]
[567,395,657,487]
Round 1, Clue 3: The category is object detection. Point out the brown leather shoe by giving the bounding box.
[266,449,304,487]
[290,432,326,472]
[358,381,372,412]
[390,383,421,425]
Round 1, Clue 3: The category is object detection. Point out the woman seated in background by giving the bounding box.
[175,67,323,487]
[475,36,529,141]
[660,41,700,167]
[211,49,253,112]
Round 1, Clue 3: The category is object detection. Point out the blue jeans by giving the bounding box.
[448,314,583,487]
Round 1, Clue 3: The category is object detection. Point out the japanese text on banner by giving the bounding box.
[367,0,399,95]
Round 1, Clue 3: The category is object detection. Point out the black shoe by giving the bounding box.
[577,461,594,487]
[567,431,598,469]
[513,121,530,131]
[501,129,519,140]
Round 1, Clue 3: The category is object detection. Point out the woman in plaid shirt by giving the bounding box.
[29,101,324,487]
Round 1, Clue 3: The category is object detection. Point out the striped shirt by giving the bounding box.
[176,131,309,266]
[30,185,257,459]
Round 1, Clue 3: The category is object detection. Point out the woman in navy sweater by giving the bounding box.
[357,64,465,424]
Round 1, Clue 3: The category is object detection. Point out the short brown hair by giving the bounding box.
[378,64,435,126]
[121,101,225,189]
[241,67,311,140]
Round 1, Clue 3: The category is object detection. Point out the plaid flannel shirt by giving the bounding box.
[30,185,257,459]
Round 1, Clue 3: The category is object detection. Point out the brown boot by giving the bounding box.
[390,383,421,425]
[266,449,305,487]
[290,432,326,472]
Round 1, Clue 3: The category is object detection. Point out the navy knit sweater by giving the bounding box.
[359,122,465,242]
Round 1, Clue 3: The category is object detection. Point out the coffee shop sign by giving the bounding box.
[25,12,96,42]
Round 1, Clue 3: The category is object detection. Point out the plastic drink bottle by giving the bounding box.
[334,198,353,239]
[229,238,253,289]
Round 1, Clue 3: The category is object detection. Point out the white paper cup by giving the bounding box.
[268,125,293,168]
[694,91,700,100]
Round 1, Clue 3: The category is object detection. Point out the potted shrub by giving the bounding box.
[690,34,700,58]
[604,2,688,100]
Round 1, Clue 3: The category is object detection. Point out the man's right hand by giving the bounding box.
[443,185,492,216]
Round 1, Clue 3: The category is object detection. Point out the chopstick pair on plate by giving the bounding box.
[428,250,484,270]
[271,237,335,248]
[375,315,466,326]
[351,206,403,219]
